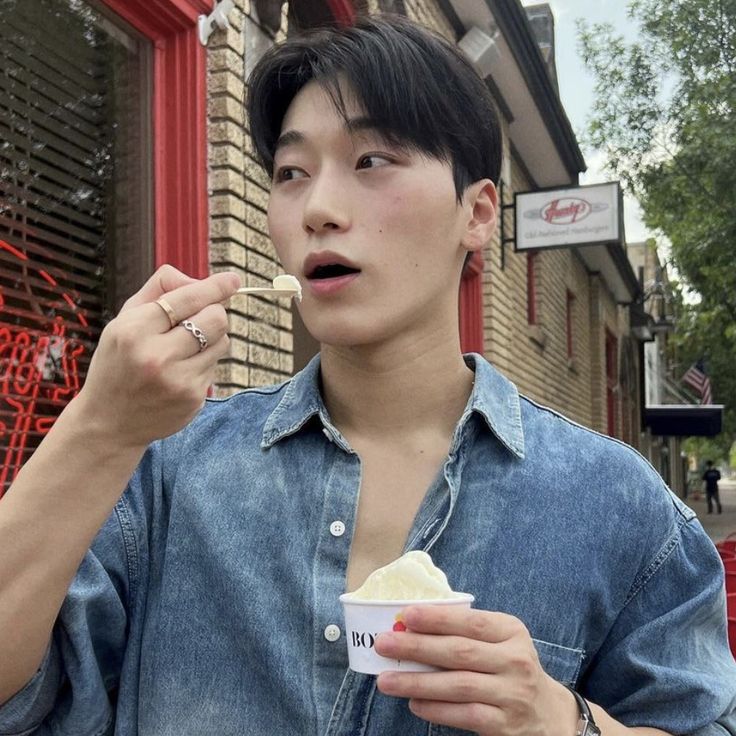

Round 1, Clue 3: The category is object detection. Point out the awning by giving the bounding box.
[644,405,724,437]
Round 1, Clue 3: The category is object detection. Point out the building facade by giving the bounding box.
[0,0,652,497]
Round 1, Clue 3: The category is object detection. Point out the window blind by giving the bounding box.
[0,0,151,496]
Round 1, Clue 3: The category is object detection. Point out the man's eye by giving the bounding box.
[275,167,307,182]
[357,154,391,169]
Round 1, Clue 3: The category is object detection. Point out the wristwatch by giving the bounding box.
[564,685,601,736]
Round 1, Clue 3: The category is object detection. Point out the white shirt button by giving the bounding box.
[324,624,341,642]
[330,520,346,537]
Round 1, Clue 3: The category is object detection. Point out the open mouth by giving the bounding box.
[308,263,361,280]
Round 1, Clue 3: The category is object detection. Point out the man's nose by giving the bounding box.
[302,174,350,234]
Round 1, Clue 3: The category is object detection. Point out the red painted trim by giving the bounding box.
[99,0,212,279]
[102,0,212,36]
[605,329,618,437]
[459,252,484,354]
[526,252,537,325]
[566,289,575,359]
[327,0,357,26]
[462,250,484,279]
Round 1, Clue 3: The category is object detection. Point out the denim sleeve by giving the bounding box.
[583,514,736,735]
[0,446,157,736]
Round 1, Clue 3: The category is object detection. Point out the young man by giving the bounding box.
[1,15,735,736]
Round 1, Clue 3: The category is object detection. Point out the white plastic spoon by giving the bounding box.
[235,274,302,301]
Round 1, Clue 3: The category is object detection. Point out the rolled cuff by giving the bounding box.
[0,643,61,735]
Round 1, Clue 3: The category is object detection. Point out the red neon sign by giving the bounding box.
[0,238,89,497]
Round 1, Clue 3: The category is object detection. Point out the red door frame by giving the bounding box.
[327,0,356,25]
[605,329,618,437]
[99,0,213,280]
[526,251,537,325]
[565,289,575,359]
[460,251,484,354]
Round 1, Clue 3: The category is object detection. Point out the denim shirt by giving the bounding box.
[2,354,735,736]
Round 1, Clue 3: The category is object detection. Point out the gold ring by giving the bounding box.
[155,297,178,329]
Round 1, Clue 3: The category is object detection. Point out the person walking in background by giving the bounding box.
[703,460,723,514]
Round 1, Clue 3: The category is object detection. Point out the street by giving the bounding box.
[685,478,736,545]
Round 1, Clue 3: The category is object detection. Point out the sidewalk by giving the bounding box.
[683,478,736,545]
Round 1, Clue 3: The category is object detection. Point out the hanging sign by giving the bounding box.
[514,181,623,251]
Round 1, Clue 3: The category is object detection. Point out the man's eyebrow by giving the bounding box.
[274,130,304,154]
[274,117,386,154]
[344,116,382,136]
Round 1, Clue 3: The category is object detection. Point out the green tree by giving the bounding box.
[578,0,736,452]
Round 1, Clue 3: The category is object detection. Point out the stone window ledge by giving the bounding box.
[527,323,547,350]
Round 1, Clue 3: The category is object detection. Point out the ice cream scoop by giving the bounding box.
[235,274,302,300]
[340,552,474,674]
[348,551,467,601]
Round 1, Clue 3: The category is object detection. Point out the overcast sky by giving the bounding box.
[519,0,650,243]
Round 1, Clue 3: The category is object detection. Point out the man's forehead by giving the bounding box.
[276,79,373,145]
[283,77,359,119]
[276,85,385,154]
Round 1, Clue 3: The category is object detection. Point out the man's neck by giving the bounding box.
[319,334,475,442]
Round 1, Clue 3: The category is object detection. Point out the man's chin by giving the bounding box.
[307,321,390,350]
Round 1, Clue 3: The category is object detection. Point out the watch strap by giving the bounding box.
[563,684,601,736]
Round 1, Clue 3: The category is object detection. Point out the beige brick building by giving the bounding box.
[213,0,645,452]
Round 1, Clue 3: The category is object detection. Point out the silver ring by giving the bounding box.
[182,319,208,351]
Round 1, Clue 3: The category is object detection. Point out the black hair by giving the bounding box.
[246,14,502,202]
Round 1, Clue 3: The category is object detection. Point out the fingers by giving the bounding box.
[398,606,527,643]
[183,333,231,390]
[374,609,553,735]
[159,271,241,325]
[186,332,231,372]
[374,608,535,672]
[78,267,240,448]
[163,303,230,359]
[407,699,502,733]
[121,264,198,311]
[375,631,507,673]
[130,271,241,334]
[378,670,504,704]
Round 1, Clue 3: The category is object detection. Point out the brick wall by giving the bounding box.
[403,0,455,38]
[586,276,624,436]
[480,140,595,427]
[209,0,293,395]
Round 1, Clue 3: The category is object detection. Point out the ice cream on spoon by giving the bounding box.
[235,274,302,301]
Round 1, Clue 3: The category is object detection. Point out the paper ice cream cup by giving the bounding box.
[339,593,475,675]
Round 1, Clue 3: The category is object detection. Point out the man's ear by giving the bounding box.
[461,180,498,253]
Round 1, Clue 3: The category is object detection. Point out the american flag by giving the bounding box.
[681,361,713,405]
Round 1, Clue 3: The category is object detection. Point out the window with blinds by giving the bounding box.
[0,0,153,497]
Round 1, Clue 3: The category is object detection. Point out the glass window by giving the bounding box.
[0,0,153,495]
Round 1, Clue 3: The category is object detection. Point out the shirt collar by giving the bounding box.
[462,353,525,458]
[261,352,525,459]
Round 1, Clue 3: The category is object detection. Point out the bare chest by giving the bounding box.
[345,447,446,592]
